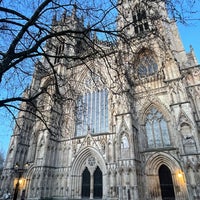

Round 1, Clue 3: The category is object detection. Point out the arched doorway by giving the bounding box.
[71,148,107,199]
[159,165,175,200]
[94,167,103,198]
[82,168,90,198]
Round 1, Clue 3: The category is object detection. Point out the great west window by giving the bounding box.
[75,73,109,136]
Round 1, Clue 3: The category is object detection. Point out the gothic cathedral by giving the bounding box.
[1,0,200,200]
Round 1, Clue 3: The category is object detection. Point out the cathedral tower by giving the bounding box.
[1,1,200,200]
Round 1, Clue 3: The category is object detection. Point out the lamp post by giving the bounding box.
[13,163,29,200]
[13,163,22,200]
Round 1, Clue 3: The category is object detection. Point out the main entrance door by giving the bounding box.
[94,167,103,198]
[82,168,90,198]
[159,165,175,200]
[81,166,103,199]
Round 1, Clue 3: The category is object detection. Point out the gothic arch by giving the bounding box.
[74,70,109,136]
[117,117,130,133]
[134,47,158,61]
[70,146,107,198]
[145,152,188,199]
[138,98,172,149]
[145,152,181,174]
[117,118,131,144]
[138,97,171,125]
[177,110,198,153]
[71,146,106,175]
[26,164,38,198]
[135,45,162,65]
[177,110,194,131]
[117,118,132,158]
[75,63,108,92]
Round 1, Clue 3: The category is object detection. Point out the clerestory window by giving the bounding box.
[145,107,170,148]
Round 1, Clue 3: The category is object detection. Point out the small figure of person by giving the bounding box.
[3,191,10,200]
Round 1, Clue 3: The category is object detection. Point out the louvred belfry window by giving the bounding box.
[54,43,65,64]
[132,9,149,35]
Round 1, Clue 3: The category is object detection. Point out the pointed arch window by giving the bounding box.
[137,54,158,77]
[54,42,65,64]
[75,72,109,136]
[145,108,170,148]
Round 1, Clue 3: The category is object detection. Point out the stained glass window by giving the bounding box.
[138,55,158,77]
[145,108,170,148]
[75,88,109,136]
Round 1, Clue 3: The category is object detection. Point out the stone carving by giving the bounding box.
[88,156,96,166]
[121,134,129,149]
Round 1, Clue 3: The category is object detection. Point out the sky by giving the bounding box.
[178,22,200,63]
[0,112,14,157]
[0,2,200,159]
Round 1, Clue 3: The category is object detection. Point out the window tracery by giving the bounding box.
[137,54,158,77]
[88,156,96,166]
[75,72,109,136]
[132,8,149,35]
[145,107,170,148]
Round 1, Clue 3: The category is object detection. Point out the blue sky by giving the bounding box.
[178,22,200,63]
[0,114,13,157]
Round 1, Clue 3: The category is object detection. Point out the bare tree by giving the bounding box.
[0,0,118,128]
[0,0,199,133]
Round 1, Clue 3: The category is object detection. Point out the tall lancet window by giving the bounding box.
[75,72,109,136]
[145,107,170,148]
[54,40,65,64]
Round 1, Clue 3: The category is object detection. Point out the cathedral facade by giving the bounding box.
[1,0,200,200]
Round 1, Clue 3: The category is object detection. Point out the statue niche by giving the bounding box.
[120,133,130,158]
[180,123,197,154]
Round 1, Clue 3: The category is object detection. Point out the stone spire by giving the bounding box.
[52,13,57,25]
[72,3,77,19]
